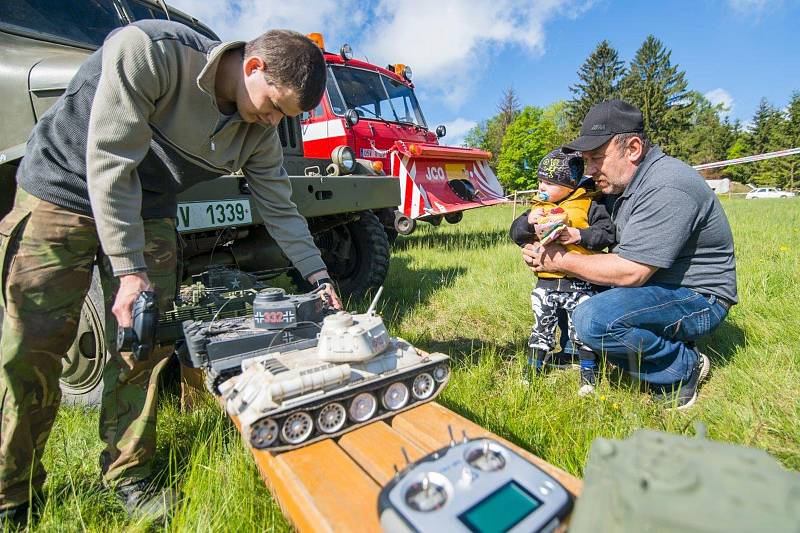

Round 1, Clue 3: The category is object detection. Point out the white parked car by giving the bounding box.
[745,187,797,199]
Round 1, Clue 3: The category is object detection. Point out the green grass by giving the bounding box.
[34,198,800,531]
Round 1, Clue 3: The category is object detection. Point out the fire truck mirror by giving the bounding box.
[436,125,447,138]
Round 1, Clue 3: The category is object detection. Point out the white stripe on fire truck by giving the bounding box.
[475,161,504,197]
[301,119,346,142]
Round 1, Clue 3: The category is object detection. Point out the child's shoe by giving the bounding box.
[578,357,597,396]
[523,348,547,385]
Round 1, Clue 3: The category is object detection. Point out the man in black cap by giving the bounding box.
[522,99,738,409]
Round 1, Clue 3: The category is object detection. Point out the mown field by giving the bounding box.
[30,198,800,531]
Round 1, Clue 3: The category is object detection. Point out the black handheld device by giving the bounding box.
[117,291,159,361]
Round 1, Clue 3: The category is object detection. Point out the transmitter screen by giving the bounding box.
[458,481,542,533]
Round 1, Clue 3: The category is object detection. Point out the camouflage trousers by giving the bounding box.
[0,188,177,509]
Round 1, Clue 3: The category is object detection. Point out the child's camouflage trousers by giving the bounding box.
[0,188,177,509]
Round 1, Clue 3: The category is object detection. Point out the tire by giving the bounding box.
[60,269,108,405]
[444,211,463,224]
[293,211,390,298]
[384,227,399,245]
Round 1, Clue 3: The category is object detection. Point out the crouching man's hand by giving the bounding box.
[308,270,343,310]
[522,242,567,274]
[113,272,153,327]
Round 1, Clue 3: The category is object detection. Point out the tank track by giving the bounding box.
[244,353,450,453]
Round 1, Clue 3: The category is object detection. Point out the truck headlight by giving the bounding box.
[331,145,356,174]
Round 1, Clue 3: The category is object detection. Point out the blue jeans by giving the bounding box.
[572,285,728,386]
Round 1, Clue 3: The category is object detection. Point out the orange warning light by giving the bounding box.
[307,33,325,50]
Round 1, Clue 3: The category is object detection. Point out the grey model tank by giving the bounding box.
[569,426,800,532]
[217,288,450,452]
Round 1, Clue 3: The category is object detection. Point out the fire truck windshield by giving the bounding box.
[328,65,427,129]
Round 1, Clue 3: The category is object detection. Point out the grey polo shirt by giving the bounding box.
[609,147,738,303]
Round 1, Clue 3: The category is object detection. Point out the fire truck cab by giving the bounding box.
[301,34,506,236]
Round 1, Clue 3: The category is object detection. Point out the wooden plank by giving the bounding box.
[391,402,583,496]
[228,402,581,532]
[228,413,382,532]
[274,440,382,532]
[338,421,428,486]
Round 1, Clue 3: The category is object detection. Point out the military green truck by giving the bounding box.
[0,0,400,404]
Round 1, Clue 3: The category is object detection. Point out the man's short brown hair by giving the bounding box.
[245,30,326,111]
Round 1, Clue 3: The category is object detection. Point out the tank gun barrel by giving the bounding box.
[367,286,384,316]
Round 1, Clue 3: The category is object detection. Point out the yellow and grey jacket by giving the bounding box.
[509,187,615,279]
[17,20,325,278]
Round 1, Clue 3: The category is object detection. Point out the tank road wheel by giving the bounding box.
[316,211,390,298]
[317,402,347,434]
[433,364,450,383]
[348,392,378,422]
[382,382,410,411]
[249,418,280,449]
[411,373,435,400]
[281,411,314,444]
[60,270,108,405]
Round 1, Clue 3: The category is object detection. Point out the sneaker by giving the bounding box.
[578,366,596,397]
[653,351,710,411]
[0,503,29,531]
[114,478,177,522]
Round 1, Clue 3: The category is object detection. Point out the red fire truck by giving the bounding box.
[301,34,506,236]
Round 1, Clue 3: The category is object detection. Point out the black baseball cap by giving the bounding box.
[538,148,584,190]
[565,99,644,152]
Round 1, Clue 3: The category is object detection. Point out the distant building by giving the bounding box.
[705,178,731,194]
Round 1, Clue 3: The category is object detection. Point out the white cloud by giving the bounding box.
[726,0,782,14]
[167,0,365,43]
[167,0,594,112]
[439,118,478,147]
[705,88,735,118]
[354,0,593,109]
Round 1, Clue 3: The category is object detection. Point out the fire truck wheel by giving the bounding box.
[293,211,390,299]
[444,211,463,224]
[395,213,416,236]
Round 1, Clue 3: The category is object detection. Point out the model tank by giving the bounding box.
[180,283,335,393]
[216,288,450,452]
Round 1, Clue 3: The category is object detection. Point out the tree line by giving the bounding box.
[463,36,800,192]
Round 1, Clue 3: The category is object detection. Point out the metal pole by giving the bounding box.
[512,191,518,220]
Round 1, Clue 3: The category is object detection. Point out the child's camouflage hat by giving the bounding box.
[537,148,584,189]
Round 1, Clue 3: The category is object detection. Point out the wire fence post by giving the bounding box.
[512,191,518,220]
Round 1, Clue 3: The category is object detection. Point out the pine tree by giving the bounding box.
[748,98,788,187]
[674,92,735,168]
[784,92,800,190]
[566,40,625,134]
[621,35,694,154]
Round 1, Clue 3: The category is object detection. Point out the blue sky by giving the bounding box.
[171,0,800,145]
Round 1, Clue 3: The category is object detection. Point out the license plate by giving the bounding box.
[176,200,252,232]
